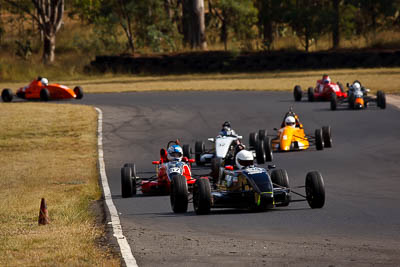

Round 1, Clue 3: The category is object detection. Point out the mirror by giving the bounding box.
[152,161,160,165]
[225,165,234,171]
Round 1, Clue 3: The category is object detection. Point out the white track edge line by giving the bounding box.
[95,107,138,267]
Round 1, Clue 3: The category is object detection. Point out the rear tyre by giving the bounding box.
[183,144,191,158]
[330,92,337,110]
[306,171,325,209]
[255,139,265,164]
[348,94,355,109]
[307,87,314,102]
[293,85,303,101]
[1,88,13,102]
[315,129,324,150]
[263,137,273,162]
[74,86,84,99]
[121,166,133,198]
[170,174,189,213]
[195,141,205,166]
[249,132,258,148]
[377,90,386,109]
[193,178,212,215]
[271,169,290,207]
[258,129,266,141]
[322,126,332,148]
[40,88,50,101]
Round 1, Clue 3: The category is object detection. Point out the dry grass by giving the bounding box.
[0,103,119,266]
[2,67,398,94]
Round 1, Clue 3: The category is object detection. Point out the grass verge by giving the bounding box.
[2,68,399,94]
[0,103,119,266]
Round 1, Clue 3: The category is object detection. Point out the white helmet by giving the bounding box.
[41,78,48,86]
[285,116,296,127]
[167,145,183,162]
[322,75,331,84]
[353,82,361,91]
[235,150,254,169]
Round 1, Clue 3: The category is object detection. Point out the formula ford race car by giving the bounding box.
[1,76,83,102]
[330,80,386,110]
[170,152,325,215]
[193,132,268,182]
[121,141,197,204]
[249,108,332,153]
[293,75,347,102]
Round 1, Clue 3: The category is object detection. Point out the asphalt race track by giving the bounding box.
[77,91,400,266]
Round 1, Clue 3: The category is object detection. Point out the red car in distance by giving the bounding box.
[293,75,347,102]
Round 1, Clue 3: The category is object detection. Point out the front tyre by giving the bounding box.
[193,178,212,215]
[307,87,314,102]
[255,138,265,164]
[40,88,50,101]
[322,126,332,148]
[123,163,137,195]
[74,86,84,99]
[293,85,303,101]
[377,90,386,109]
[271,169,290,207]
[1,88,13,102]
[315,129,324,150]
[249,132,258,149]
[330,92,337,110]
[183,144,192,158]
[306,171,325,209]
[170,174,189,213]
[211,157,222,184]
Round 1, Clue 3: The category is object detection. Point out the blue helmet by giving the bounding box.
[167,145,183,161]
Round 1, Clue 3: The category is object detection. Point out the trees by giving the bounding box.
[181,0,207,50]
[4,0,64,64]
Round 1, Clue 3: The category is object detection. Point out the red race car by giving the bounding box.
[1,76,83,102]
[294,74,347,102]
[121,141,200,212]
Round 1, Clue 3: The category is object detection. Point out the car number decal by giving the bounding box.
[169,167,181,173]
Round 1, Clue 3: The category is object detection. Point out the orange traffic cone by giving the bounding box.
[38,198,50,225]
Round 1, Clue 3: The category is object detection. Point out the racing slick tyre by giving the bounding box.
[193,178,212,215]
[271,169,290,207]
[330,92,337,110]
[1,88,13,102]
[307,87,314,102]
[315,129,324,151]
[183,144,192,158]
[211,157,222,184]
[305,171,325,209]
[123,163,137,195]
[170,174,189,213]
[121,166,134,198]
[74,86,84,99]
[293,85,303,101]
[249,132,258,149]
[195,141,205,166]
[263,137,273,162]
[258,129,267,142]
[377,90,386,109]
[348,94,355,109]
[322,126,332,148]
[40,88,50,101]
[255,139,265,164]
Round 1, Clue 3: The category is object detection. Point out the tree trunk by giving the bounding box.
[182,0,191,45]
[43,34,56,63]
[332,0,340,49]
[193,0,207,50]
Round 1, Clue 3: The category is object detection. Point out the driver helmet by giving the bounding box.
[322,74,331,84]
[222,121,231,132]
[167,145,183,162]
[285,116,296,127]
[40,77,48,86]
[235,150,254,169]
[352,81,361,91]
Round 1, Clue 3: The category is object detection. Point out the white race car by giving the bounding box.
[193,134,268,182]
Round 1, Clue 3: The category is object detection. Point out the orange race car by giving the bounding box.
[249,108,332,156]
[1,76,83,102]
